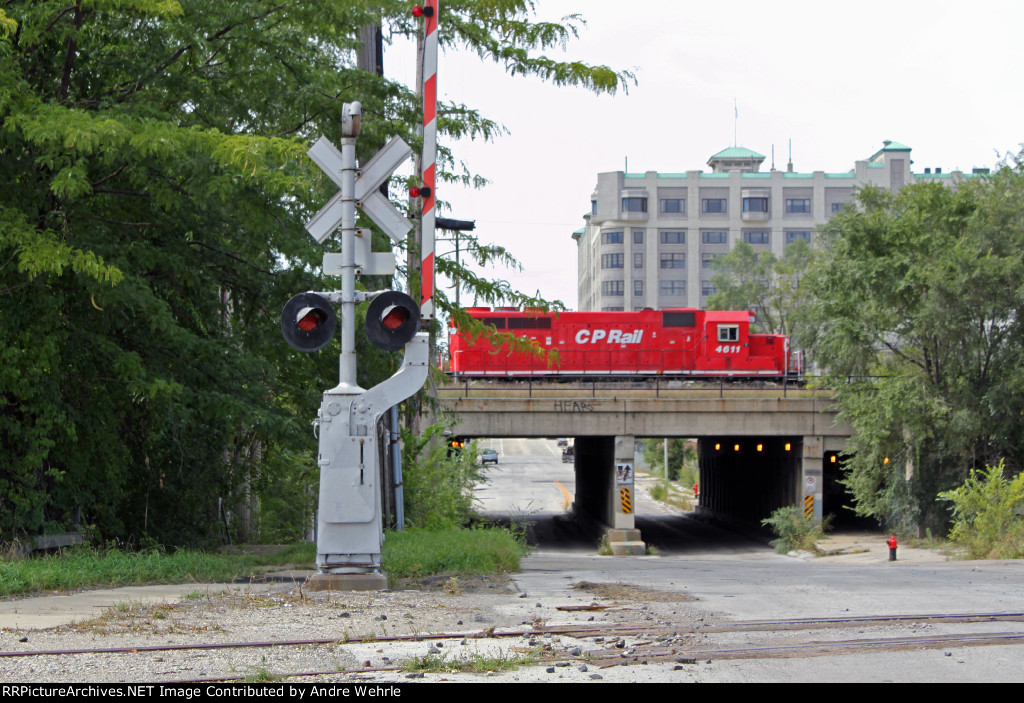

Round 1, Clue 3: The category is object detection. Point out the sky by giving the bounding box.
[384,0,1024,310]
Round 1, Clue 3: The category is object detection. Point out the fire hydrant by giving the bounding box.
[888,534,898,561]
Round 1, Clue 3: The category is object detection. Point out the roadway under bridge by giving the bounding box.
[436,379,853,553]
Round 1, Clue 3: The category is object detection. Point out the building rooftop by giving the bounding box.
[708,146,766,161]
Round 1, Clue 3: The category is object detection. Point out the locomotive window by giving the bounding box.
[508,317,552,330]
[663,312,696,327]
[483,318,506,329]
[717,324,739,342]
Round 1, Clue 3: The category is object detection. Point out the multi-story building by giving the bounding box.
[574,140,983,311]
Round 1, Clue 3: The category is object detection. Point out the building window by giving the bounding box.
[718,324,739,342]
[702,230,727,244]
[786,231,811,244]
[634,280,643,296]
[742,197,769,213]
[602,306,624,311]
[633,230,644,244]
[786,198,811,214]
[633,252,644,269]
[591,200,597,215]
[659,280,686,296]
[831,202,847,213]
[660,198,685,214]
[660,253,686,269]
[602,231,623,245]
[744,230,770,245]
[702,253,719,269]
[622,197,648,213]
[601,253,624,269]
[702,282,716,296]
[702,198,727,214]
[659,230,685,244]
[602,280,624,296]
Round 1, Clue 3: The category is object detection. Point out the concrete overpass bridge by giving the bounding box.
[436,379,852,553]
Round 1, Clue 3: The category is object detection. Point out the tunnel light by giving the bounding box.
[756,444,763,452]
[715,443,721,451]
[830,455,837,463]
[734,444,740,452]
[784,442,791,451]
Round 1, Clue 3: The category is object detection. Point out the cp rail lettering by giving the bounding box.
[554,400,595,413]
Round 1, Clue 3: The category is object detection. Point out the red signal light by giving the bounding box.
[409,185,431,198]
[297,309,324,332]
[412,5,433,17]
[382,306,408,330]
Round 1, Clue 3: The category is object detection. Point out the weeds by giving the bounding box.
[404,648,540,674]
[938,460,1024,559]
[762,506,831,554]
[0,543,314,598]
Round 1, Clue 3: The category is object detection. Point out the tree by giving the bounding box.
[0,1,632,545]
[706,238,817,357]
[805,166,1024,533]
[641,438,696,484]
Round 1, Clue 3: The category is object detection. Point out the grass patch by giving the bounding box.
[404,648,540,674]
[1,526,527,597]
[382,526,527,585]
[0,543,314,598]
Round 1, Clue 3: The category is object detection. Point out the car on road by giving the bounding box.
[557,438,569,447]
[480,448,499,464]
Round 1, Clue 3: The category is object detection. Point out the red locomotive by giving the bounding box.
[447,308,797,379]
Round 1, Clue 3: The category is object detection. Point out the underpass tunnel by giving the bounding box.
[697,437,802,525]
[822,450,880,529]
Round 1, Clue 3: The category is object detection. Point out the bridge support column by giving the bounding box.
[801,436,823,524]
[608,435,645,555]
[573,435,645,555]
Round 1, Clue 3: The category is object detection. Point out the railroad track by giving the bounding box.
[4,611,1023,682]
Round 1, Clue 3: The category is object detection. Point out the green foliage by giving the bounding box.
[806,163,1024,532]
[762,505,830,554]
[400,423,485,529]
[0,1,630,545]
[707,238,817,353]
[382,525,527,583]
[641,438,696,484]
[938,460,1024,559]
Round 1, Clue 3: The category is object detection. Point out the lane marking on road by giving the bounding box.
[554,481,572,510]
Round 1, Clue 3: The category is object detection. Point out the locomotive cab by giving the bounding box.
[700,311,787,376]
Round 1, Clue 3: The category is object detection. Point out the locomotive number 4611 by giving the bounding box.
[715,345,742,354]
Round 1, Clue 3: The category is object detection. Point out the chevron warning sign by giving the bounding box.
[620,487,633,514]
